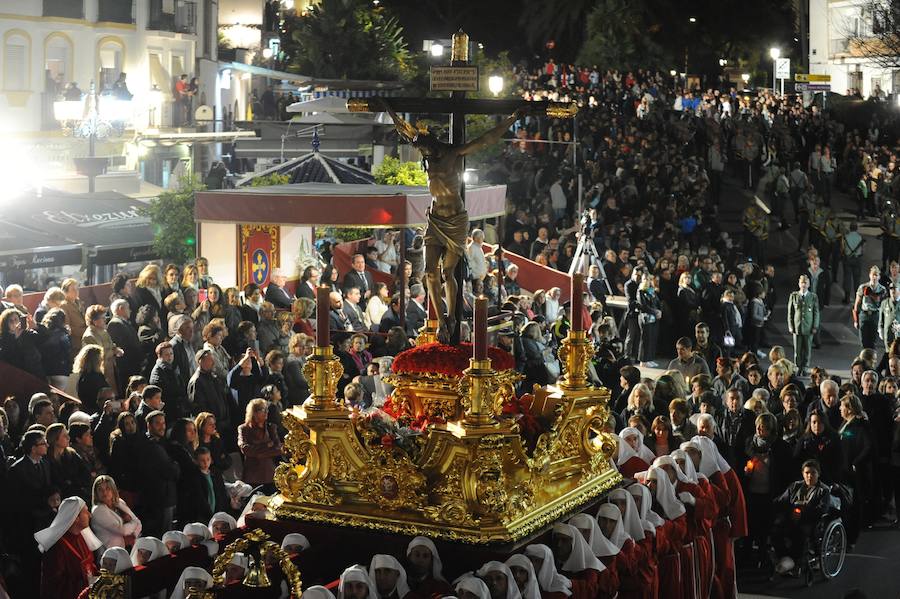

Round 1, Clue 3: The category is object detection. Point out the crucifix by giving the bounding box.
[349,30,577,344]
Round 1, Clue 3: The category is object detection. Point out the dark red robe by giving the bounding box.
[618,456,651,479]
[41,531,97,599]
[565,567,617,599]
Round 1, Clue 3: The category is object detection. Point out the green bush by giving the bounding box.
[141,175,205,264]
[373,156,428,186]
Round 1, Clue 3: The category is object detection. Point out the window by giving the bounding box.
[43,0,83,19]
[3,33,30,91]
[44,34,72,89]
[98,39,124,92]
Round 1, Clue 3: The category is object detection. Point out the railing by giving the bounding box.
[98,0,135,24]
[43,0,83,18]
[148,0,196,34]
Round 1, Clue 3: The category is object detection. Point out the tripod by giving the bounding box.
[569,229,612,297]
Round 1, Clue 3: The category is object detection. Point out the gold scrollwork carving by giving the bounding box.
[87,571,129,599]
[357,447,427,511]
[211,529,303,596]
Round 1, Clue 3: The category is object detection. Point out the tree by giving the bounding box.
[844,0,900,69]
[281,0,414,81]
[373,156,428,186]
[141,175,204,264]
[518,0,594,61]
[578,0,665,69]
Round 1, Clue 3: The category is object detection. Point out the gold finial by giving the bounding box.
[451,29,469,63]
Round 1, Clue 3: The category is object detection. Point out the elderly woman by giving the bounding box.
[237,398,282,486]
[743,412,793,559]
[90,475,141,549]
[82,304,121,391]
[520,322,550,390]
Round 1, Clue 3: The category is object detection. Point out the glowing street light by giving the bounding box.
[262,47,274,59]
[741,73,750,84]
[488,75,504,96]
[770,47,781,93]
[430,43,444,58]
[769,47,781,60]
[689,16,697,23]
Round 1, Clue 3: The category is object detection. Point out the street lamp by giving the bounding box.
[430,43,444,58]
[689,16,696,23]
[262,47,273,59]
[769,47,781,94]
[719,58,728,67]
[741,73,750,87]
[488,75,503,97]
[54,81,131,193]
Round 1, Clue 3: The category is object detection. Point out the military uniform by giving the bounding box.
[787,290,820,374]
[855,281,887,349]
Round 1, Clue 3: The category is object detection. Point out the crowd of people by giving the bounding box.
[1,56,897,598]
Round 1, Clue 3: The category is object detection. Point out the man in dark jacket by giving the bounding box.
[188,349,233,441]
[264,269,294,310]
[378,295,403,332]
[328,291,352,334]
[139,410,179,537]
[622,266,644,362]
[405,284,428,338]
[169,316,196,384]
[716,388,756,468]
[107,299,142,395]
[149,341,187,421]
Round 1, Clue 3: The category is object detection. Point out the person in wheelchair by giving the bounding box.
[771,459,836,574]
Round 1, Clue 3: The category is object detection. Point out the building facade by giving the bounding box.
[809,0,899,98]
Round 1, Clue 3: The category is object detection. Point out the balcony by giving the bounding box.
[830,38,851,55]
[148,0,196,34]
[98,0,135,24]
[43,0,83,19]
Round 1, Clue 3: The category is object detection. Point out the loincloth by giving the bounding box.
[424,209,468,258]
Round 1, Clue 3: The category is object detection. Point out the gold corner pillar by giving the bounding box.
[557,330,595,391]
[302,346,344,412]
[273,332,621,545]
[416,319,440,345]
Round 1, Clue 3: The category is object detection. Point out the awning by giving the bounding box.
[196,182,507,227]
[0,189,158,265]
[222,62,312,86]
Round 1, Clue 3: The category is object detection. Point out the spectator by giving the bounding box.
[107,299,142,394]
[82,304,120,392]
[265,269,294,309]
[138,410,179,537]
[237,398,282,486]
[89,475,141,549]
[39,307,72,389]
[60,278,86,358]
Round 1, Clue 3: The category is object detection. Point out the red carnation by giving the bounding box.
[381,434,395,447]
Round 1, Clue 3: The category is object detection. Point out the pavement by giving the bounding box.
[705,173,900,598]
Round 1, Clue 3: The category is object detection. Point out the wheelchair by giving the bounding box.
[769,484,849,587]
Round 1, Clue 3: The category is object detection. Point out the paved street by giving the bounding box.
[715,175,900,598]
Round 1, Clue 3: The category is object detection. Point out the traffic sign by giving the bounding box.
[776,58,791,79]
[796,83,832,92]
[430,66,479,92]
[795,73,831,83]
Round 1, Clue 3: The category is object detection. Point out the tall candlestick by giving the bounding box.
[571,273,584,332]
[474,295,488,361]
[427,293,437,320]
[316,285,330,347]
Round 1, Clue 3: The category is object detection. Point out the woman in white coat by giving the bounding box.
[90,475,141,549]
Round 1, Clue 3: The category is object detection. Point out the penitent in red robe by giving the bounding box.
[677,480,716,599]
[707,471,736,599]
[654,515,687,599]
[566,567,618,599]
[41,531,97,599]
[618,456,652,479]
[615,538,653,599]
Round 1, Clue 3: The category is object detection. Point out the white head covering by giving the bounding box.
[474,561,521,599]
[170,566,214,599]
[616,427,656,466]
[229,552,249,572]
[182,522,218,557]
[340,565,379,599]
[34,496,103,554]
[505,554,541,599]
[596,504,630,549]
[551,523,606,573]
[303,586,337,599]
[523,544,571,596]
[406,536,446,581]
[237,493,272,527]
[100,547,132,573]
[162,531,189,552]
[208,512,237,534]
[627,483,664,530]
[670,449,700,483]
[368,554,411,599]
[131,536,165,566]
[691,435,731,474]
[651,455,692,486]
[567,513,619,557]
[455,575,491,599]
[282,533,311,552]
[647,467,687,519]
[607,489,645,541]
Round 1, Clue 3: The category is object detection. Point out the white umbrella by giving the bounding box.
[286,96,351,114]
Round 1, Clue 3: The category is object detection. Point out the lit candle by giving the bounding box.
[474,295,488,361]
[316,285,330,347]
[571,273,584,332]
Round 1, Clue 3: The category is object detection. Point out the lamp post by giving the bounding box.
[54,81,131,193]
[488,74,503,97]
[430,43,444,58]
[770,47,781,94]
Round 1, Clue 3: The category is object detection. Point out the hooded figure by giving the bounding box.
[551,523,606,574]
[616,427,656,476]
[99,546,132,573]
[454,575,491,599]
[504,554,542,599]
[225,552,249,584]
[670,449,700,483]
[303,586,338,599]
[406,536,446,581]
[550,524,612,599]
[475,561,522,599]
[596,504,631,550]
[369,554,411,599]
[170,566,214,599]
[567,513,619,557]
[130,536,166,566]
[523,544,571,596]
[646,467,687,519]
[34,496,103,553]
[607,489,646,542]
[208,511,238,539]
[237,493,272,527]
[627,483,665,530]
[340,565,380,599]
[282,533,311,555]
[163,530,190,553]
[182,522,218,557]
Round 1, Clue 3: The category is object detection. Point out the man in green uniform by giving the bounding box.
[787,275,820,377]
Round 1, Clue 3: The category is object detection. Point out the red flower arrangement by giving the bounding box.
[391,342,515,377]
[382,395,443,431]
[502,395,542,446]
